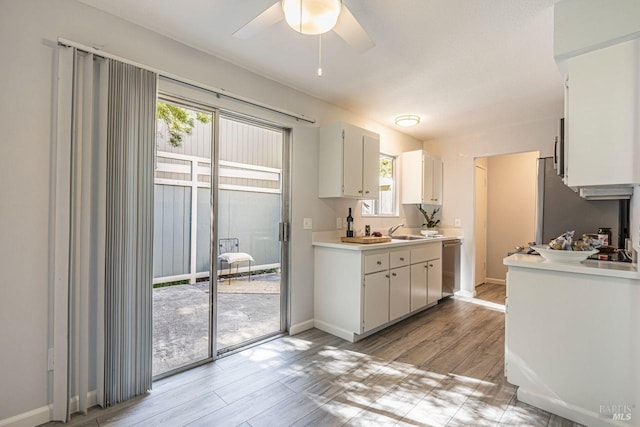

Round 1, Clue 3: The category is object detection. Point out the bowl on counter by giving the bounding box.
[531,245,599,263]
[420,229,439,236]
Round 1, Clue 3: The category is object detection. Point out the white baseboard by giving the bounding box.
[313,319,355,342]
[517,388,624,427]
[455,289,476,298]
[0,405,51,427]
[484,277,506,285]
[289,319,314,335]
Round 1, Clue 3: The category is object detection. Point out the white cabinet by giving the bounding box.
[319,122,381,198]
[401,150,443,205]
[363,270,389,331]
[314,242,440,342]
[409,243,442,311]
[389,266,410,320]
[427,258,442,304]
[565,39,640,188]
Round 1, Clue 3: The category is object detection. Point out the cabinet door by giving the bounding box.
[343,128,363,197]
[423,155,443,205]
[362,134,380,198]
[427,258,442,304]
[566,39,640,187]
[431,158,443,205]
[363,270,390,332]
[410,262,427,311]
[401,150,423,204]
[389,266,411,320]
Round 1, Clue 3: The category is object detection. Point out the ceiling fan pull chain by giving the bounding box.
[317,34,323,77]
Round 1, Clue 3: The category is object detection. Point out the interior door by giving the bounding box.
[475,165,487,287]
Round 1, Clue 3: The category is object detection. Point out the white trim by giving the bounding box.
[313,319,355,342]
[156,151,210,163]
[154,178,211,188]
[484,277,506,285]
[289,319,315,335]
[219,167,279,182]
[219,184,281,194]
[57,38,316,124]
[0,405,51,427]
[517,388,622,427]
[152,263,280,284]
[455,289,476,298]
[219,160,281,174]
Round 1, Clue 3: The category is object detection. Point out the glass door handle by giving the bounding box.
[278,222,289,242]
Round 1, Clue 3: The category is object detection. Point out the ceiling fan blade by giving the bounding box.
[233,2,284,39]
[333,4,375,53]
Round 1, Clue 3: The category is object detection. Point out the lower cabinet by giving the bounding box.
[314,241,443,342]
[389,266,411,320]
[363,270,390,331]
[427,258,442,304]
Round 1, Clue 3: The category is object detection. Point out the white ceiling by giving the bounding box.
[77,0,564,141]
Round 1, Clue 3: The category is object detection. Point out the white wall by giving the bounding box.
[485,152,539,282]
[424,118,558,295]
[0,0,423,423]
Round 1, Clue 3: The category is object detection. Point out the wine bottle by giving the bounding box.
[346,208,354,237]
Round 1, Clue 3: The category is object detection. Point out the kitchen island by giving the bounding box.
[503,254,639,427]
[312,231,462,342]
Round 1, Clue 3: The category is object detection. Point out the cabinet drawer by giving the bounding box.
[390,250,410,268]
[411,243,441,264]
[364,252,389,274]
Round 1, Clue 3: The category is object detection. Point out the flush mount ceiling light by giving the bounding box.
[395,115,421,127]
[282,0,342,35]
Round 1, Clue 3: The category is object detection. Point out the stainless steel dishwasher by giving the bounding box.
[442,239,461,298]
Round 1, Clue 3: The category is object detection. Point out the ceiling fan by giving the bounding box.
[233,0,375,53]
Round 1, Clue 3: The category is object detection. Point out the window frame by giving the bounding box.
[362,153,399,218]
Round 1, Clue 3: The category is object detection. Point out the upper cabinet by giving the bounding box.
[401,150,443,205]
[319,122,380,199]
[565,39,640,188]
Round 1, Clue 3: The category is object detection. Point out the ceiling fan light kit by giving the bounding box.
[395,115,421,127]
[282,0,342,35]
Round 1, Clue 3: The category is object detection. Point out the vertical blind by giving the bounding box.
[104,60,157,406]
[54,46,157,420]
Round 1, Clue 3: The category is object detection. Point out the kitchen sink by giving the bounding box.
[391,235,428,240]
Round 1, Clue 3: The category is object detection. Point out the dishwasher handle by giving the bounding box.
[443,241,462,248]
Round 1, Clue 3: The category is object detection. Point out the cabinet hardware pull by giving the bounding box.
[429,263,433,267]
[365,190,370,194]
[400,257,405,261]
[392,273,396,277]
[424,265,428,268]
[377,261,382,265]
[385,274,390,278]
[358,190,363,193]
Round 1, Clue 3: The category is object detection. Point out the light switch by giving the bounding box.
[336,217,342,229]
[303,218,313,230]
[454,218,461,227]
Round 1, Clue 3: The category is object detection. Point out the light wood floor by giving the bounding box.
[475,283,506,305]
[44,297,581,427]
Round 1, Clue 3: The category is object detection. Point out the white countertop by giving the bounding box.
[313,231,462,251]
[504,253,640,280]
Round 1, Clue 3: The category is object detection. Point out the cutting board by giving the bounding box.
[341,236,392,244]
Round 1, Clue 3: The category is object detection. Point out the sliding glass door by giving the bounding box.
[152,96,289,376]
[215,115,288,353]
[152,99,215,377]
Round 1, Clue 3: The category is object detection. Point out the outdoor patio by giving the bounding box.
[152,273,281,376]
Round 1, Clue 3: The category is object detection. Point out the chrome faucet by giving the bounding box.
[388,223,404,237]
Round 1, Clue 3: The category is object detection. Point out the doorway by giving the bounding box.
[151,98,289,377]
[474,164,487,288]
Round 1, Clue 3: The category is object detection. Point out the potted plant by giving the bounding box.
[417,205,440,233]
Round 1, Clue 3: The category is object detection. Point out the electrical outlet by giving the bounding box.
[454,218,461,227]
[303,218,312,230]
[337,217,342,229]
